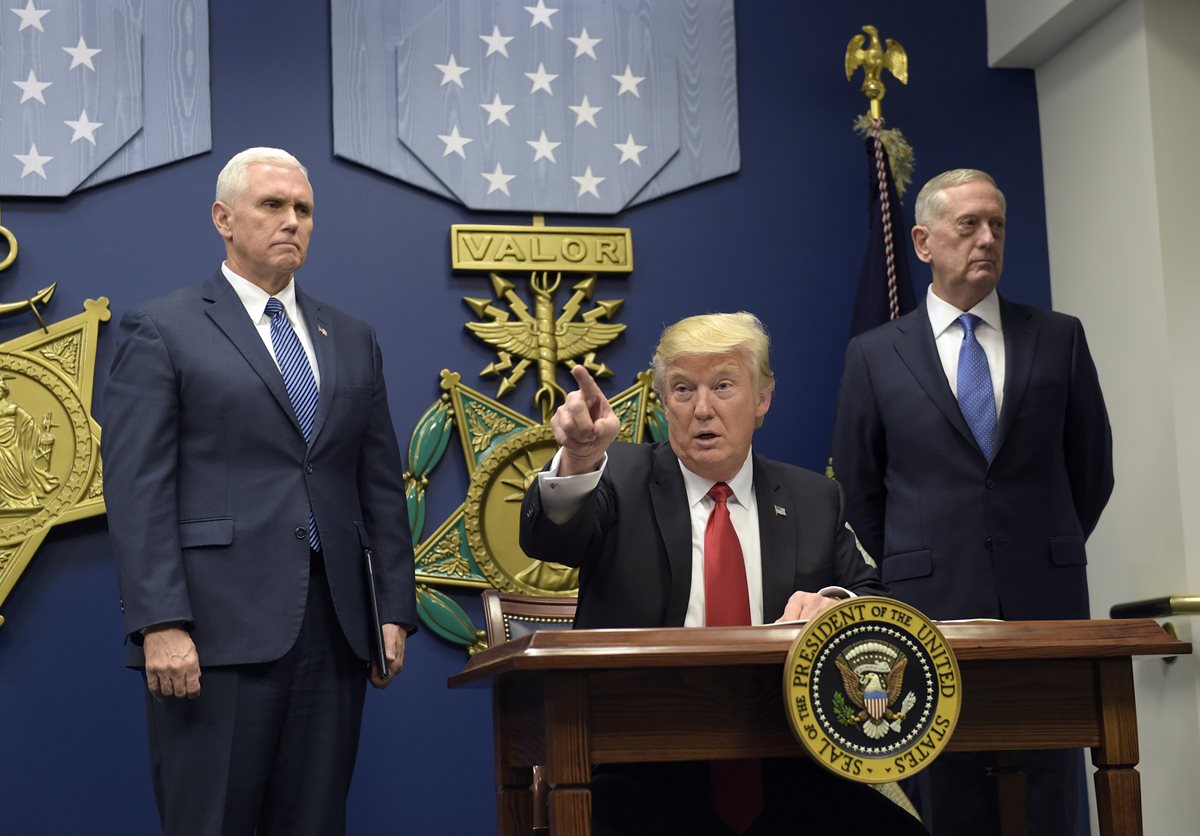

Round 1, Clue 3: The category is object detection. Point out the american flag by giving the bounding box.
[0,0,144,197]
[396,0,680,215]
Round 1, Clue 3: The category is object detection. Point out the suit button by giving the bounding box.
[294,527,307,539]
[985,479,995,489]
[304,464,313,474]
[984,537,993,550]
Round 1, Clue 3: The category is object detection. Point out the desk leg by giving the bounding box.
[991,753,1029,836]
[493,681,534,836]
[1092,659,1142,836]
[496,765,534,836]
[545,672,592,836]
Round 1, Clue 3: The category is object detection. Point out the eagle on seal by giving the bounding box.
[836,651,910,740]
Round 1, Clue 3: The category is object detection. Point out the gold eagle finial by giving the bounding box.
[845,25,908,120]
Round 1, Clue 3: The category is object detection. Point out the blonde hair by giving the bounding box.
[914,168,1005,226]
[215,147,309,205]
[651,312,775,396]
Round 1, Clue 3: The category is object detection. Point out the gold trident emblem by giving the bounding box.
[466,270,625,422]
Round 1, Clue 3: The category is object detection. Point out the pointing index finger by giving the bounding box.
[571,364,604,405]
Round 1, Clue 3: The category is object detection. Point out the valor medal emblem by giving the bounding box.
[404,216,665,652]
[783,596,961,783]
[0,208,110,628]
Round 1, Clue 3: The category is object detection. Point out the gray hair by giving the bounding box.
[215,147,309,204]
[914,168,1005,226]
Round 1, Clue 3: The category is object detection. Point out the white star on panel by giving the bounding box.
[63,36,103,71]
[482,163,516,195]
[434,54,470,88]
[480,93,515,126]
[524,0,558,29]
[614,134,647,166]
[13,69,52,104]
[437,125,473,158]
[10,0,48,32]
[479,25,514,58]
[526,130,560,163]
[568,95,601,128]
[525,63,557,95]
[612,65,645,97]
[14,143,53,178]
[65,109,103,144]
[572,166,604,198]
[567,28,601,59]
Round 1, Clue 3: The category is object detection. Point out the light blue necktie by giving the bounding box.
[265,297,321,551]
[957,313,998,461]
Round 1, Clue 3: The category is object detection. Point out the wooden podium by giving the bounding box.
[450,619,1189,836]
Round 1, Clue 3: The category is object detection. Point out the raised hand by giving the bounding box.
[552,365,621,476]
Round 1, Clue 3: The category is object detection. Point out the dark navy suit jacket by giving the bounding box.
[831,295,1113,621]
[519,441,887,629]
[103,272,415,666]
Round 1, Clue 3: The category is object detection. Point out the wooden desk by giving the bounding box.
[450,619,1189,836]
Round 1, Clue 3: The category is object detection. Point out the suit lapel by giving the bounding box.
[995,296,1037,456]
[297,288,336,448]
[753,454,794,623]
[202,273,302,438]
[648,444,695,626]
[892,303,977,452]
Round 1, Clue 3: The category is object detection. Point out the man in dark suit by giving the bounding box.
[520,312,927,836]
[831,168,1114,835]
[103,147,416,836]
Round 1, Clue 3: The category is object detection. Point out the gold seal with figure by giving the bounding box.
[783,596,961,783]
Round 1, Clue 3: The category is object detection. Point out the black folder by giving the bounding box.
[355,523,389,679]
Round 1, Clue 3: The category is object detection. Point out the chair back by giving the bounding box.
[480,589,577,648]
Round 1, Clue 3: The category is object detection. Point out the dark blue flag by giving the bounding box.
[849,135,915,338]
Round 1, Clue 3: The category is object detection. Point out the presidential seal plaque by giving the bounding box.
[783,596,961,783]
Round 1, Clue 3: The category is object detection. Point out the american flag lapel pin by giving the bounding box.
[317,323,328,337]
[774,505,787,517]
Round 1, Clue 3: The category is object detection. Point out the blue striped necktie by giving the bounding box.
[265,297,321,550]
[956,313,998,461]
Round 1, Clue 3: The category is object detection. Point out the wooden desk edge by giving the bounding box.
[449,618,1190,688]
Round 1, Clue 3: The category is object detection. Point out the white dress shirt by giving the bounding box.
[222,263,321,389]
[926,285,1004,414]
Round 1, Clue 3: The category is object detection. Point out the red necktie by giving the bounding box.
[703,482,763,833]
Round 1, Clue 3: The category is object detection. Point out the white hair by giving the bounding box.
[215,147,309,204]
[914,168,1005,226]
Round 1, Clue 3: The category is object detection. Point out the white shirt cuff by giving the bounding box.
[536,448,607,524]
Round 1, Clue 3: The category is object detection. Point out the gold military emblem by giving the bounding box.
[784,596,961,783]
[405,216,664,652]
[0,209,109,628]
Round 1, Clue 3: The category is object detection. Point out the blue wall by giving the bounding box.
[0,1,1049,833]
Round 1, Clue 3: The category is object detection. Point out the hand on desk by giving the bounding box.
[776,591,842,622]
